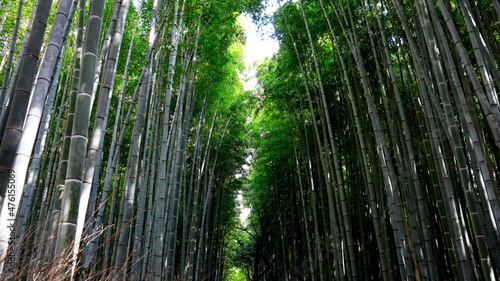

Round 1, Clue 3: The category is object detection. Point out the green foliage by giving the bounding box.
[7,0,500,279]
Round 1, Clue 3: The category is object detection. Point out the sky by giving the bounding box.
[240,1,280,91]
[237,1,281,224]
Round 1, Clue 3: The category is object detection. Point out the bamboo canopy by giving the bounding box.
[0,0,500,280]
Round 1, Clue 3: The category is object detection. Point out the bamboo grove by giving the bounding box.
[0,0,259,279]
[238,0,500,280]
[1,0,500,280]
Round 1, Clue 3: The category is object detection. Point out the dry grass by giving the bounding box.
[0,212,165,280]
